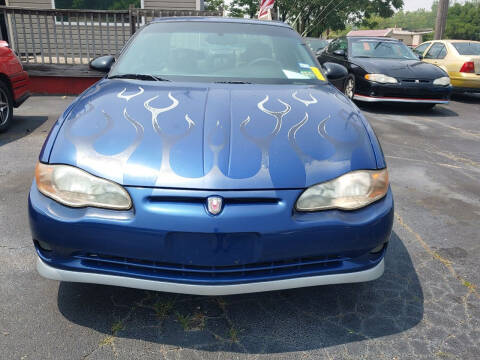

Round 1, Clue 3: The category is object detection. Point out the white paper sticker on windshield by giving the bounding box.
[282,70,310,79]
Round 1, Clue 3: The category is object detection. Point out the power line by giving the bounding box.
[302,0,348,36]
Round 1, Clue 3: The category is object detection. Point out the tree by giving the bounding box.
[270,0,404,37]
[204,0,226,12]
[363,6,438,31]
[230,0,259,18]
[361,1,480,41]
[445,2,480,40]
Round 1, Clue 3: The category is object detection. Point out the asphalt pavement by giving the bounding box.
[1,94,479,359]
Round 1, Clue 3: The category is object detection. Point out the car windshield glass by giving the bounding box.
[110,21,325,85]
[305,38,328,51]
[452,42,480,55]
[350,39,418,59]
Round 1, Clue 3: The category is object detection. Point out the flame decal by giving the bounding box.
[241,96,291,169]
[292,91,318,107]
[288,112,309,156]
[66,103,144,183]
[143,92,197,183]
[144,92,179,131]
[117,87,144,101]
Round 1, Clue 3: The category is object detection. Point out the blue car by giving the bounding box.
[29,17,393,295]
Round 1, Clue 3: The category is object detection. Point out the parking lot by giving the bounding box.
[1,94,479,359]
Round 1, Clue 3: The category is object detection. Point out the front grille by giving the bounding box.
[400,78,431,84]
[74,253,348,284]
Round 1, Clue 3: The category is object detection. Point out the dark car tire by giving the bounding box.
[0,80,13,133]
[344,75,355,100]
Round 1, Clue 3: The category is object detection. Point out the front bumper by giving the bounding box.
[37,256,385,296]
[354,79,451,104]
[10,70,30,107]
[29,182,394,294]
[354,94,449,104]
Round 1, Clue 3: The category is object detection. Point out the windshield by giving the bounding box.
[110,21,325,84]
[350,39,418,60]
[452,42,480,55]
[305,38,328,52]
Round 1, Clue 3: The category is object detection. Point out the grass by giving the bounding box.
[229,326,239,343]
[175,312,191,331]
[153,300,174,319]
[175,311,206,331]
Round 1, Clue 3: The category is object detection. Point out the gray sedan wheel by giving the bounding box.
[0,81,13,133]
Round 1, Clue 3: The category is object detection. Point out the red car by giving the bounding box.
[0,40,29,132]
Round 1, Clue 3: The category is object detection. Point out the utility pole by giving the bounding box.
[434,0,449,40]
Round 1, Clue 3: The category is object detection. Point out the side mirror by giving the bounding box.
[333,49,346,57]
[89,55,115,72]
[322,62,348,81]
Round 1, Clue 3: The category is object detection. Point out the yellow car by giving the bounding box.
[414,40,480,93]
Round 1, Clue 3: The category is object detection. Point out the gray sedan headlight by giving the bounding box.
[364,74,398,84]
[296,169,389,211]
[433,76,450,86]
[35,163,132,210]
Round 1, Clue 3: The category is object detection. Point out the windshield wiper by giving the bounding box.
[214,80,252,84]
[109,73,170,81]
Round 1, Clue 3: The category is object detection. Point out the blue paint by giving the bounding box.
[30,18,393,289]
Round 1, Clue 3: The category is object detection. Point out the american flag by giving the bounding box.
[258,0,275,19]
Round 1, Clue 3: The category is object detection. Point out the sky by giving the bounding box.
[402,0,434,11]
[390,0,467,11]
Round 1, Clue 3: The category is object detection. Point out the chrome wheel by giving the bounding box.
[0,87,10,127]
[344,77,355,99]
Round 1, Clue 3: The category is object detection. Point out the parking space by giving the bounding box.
[1,95,479,359]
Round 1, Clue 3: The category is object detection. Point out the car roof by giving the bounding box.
[150,16,292,29]
[346,36,400,42]
[430,39,480,43]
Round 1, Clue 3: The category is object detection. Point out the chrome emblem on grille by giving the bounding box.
[415,79,420,83]
[207,196,223,215]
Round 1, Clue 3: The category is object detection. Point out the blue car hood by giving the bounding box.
[49,79,378,189]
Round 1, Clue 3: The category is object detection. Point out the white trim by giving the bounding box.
[353,94,449,104]
[37,256,384,296]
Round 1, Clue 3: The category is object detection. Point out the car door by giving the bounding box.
[423,42,448,69]
[327,38,349,68]
[320,38,349,90]
[413,42,432,58]
[318,38,339,64]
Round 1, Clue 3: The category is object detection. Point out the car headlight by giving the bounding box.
[295,169,389,211]
[433,76,450,86]
[35,163,132,210]
[364,74,398,84]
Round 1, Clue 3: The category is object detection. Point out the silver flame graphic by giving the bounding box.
[292,91,318,107]
[117,87,144,101]
[67,90,364,189]
[66,105,144,184]
[143,92,197,184]
[144,92,180,130]
[241,96,291,169]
